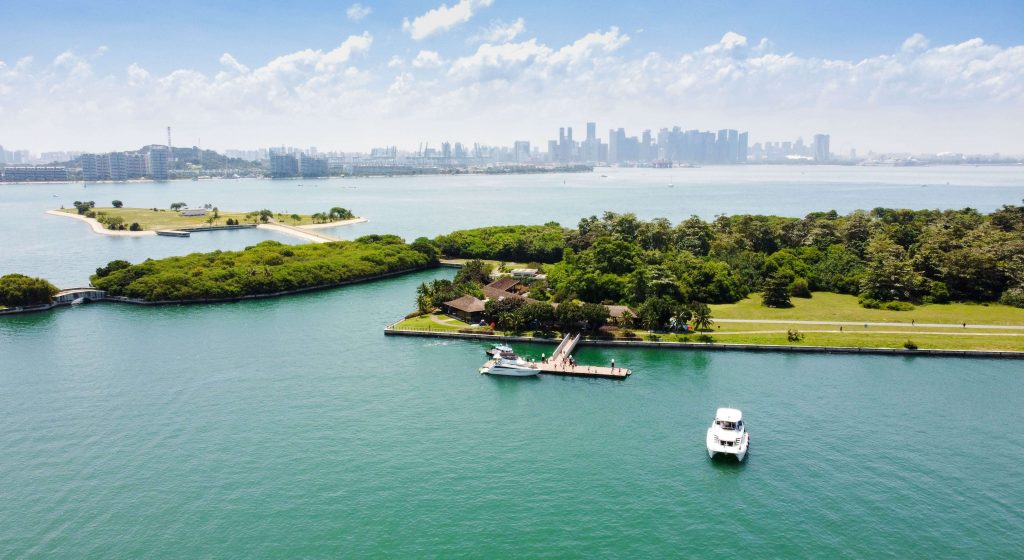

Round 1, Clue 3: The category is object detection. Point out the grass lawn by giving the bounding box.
[710,292,1024,326]
[57,207,355,230]
[652,327,1024,351]
[393,313,480,333]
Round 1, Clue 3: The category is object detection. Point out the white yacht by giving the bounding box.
[706,408,749,461]
[486,344,515,359]
[480,356,540,377]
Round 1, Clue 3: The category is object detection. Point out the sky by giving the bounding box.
[1,0,1023,155]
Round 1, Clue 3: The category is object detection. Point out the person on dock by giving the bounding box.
[611,358,615,369]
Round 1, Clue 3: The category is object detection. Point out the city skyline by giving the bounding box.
[1,1,1023,154]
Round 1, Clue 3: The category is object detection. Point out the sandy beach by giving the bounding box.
[45,210,156,237]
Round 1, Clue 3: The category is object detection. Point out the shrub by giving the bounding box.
[789,277,812,298]
[129,222,142,231]
[85,210,97,219]
[0,274,59,306]
[697,334,714,343]
[787,329,804,342]
[904,340,918,350]
[927,281,951,304]
[999,287,1024,308]
[859,297,881,309]
[620,329,638,339]
[882,301,915,311]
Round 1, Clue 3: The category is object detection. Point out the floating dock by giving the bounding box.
[483,333,631,380]
[155,230,190,237]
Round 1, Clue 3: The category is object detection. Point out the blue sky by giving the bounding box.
[2,0,1023,153]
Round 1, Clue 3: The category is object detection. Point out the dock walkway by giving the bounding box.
[484,333,631,380]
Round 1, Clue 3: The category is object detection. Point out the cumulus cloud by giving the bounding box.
[470,18,525,43]
[346,3,372,21]
[412,50,445,68]
[3,31,1024,153]
[402,0,493,41]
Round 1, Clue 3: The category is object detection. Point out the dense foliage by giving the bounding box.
[433,224,566,263]
[0,274,59,307]
[422,206,1024,322]
[91,236,435,302]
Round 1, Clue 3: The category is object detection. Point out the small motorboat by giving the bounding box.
[70,297,86,306]
[706,408,749,461]
[480,356,540,377]
[486,344,515,359]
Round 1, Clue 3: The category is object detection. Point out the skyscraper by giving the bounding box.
[148,147,169,180]
[813,134,830,162]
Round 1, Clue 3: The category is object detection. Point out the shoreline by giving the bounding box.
[382,327,1024,359]
[45,210,367,243]
[0,266,434,317]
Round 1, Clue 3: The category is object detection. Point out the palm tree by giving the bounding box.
[290,214,301,225]
[691,302,714,332]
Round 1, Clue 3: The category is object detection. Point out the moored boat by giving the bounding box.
[480,356,539,377]
[706,408,749,461]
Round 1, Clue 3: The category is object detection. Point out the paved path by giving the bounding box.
[714,318,1024,330]
[712,329,1024,337]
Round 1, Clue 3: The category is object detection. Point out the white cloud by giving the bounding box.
[412,50,445,68]
[470,18,525,43]
[3,32,1024,154]
[402,0,493,41]
[346,3,372,21]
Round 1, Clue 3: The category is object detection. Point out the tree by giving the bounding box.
[860,235,921,302]
[170,202,187,211]
[129,222,142,231]
[111,200,123,208]
[637,297,673,331]
[454,259,492,286]
[579,302,610,331]
[0,274,59,306]
[329,207,354,220]
[290,214,301,224]
[762,272,792,307]
[519,301,555,329]
[73,200,95,215]
[105,216,126,230]
[258,209,274,223]
[691,302,714,331]
[212,207,220,219]
[555,301,585,332]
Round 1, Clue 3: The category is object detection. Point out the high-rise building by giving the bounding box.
[586,122,596,142]
[738,132,749,163]
[108,152,128,181]
[513,141,531,163]
[813,134,830,162]
[270,153,299,178]
[299,153,328,177]
[127,153,148,178]
[148,147,169,180]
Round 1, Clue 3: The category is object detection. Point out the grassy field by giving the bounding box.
[392,311,1024,352]
[710,292,1024,326]
[57,207,354,230]
[393,313,500,333]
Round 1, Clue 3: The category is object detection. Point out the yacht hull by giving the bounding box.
[482,365,539,377]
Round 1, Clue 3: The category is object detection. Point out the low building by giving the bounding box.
[1,165,69,182]
[179,208,208,217]
[511,268,539,281]
[443,295,486,323]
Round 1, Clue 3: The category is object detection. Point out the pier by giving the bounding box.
[481,333,631,380]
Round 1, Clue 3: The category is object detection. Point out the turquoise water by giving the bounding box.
[2,269,1022,557]
[2,166,1024,557]
[2,165,1024,285]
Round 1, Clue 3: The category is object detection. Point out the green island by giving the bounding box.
[392,205,1024,352]
[58,201,357,231]
[89,236,435,301]
[7,204,1024,352]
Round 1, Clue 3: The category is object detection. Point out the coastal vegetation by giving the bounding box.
[57,205,359,231]
[90,235,435,302]
[423,206,1024,330]
[0,274,59,307]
